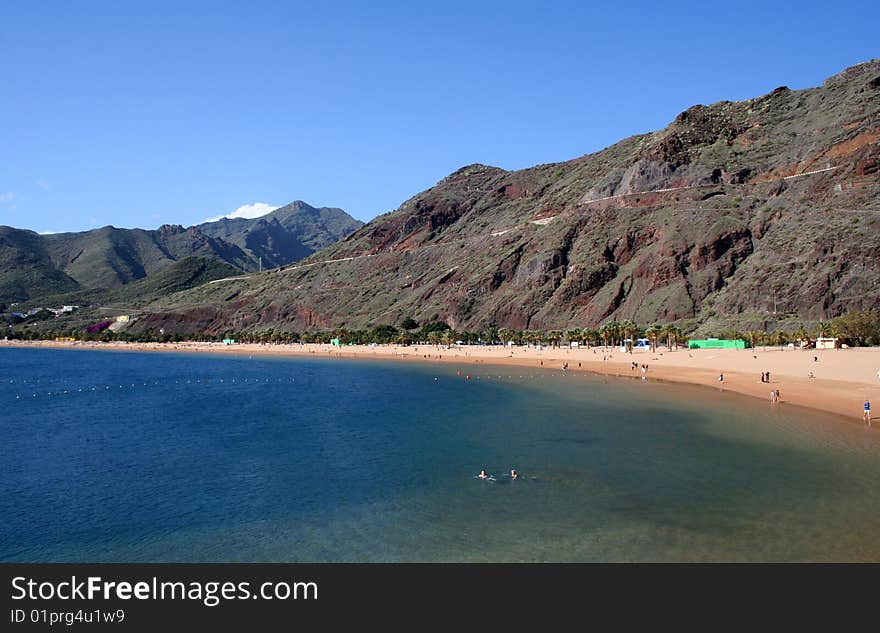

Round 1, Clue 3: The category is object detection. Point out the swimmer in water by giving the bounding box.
[478,469,489,479]
[510,469,519,480]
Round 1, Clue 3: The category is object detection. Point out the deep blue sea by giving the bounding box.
[2,347,880,561]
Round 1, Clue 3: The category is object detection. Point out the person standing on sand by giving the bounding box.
[865,400,872,426]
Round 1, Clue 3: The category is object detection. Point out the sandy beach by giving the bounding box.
[3,339,879,425]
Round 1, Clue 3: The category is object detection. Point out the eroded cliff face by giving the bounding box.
[142,60,880,334]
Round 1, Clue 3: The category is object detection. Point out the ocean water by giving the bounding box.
[2,347,880,562]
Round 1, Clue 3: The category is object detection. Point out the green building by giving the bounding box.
[687,339,749,349]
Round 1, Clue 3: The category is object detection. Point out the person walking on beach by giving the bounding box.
[718,373,724,383]
[865,400,872,427]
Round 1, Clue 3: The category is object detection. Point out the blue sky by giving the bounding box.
[1,1,878,233]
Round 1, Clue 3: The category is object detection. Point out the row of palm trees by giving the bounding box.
[738,322,841,349]
[496,321,683,350]
[15,315,871,348]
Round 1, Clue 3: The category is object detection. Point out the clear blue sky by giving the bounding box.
[1,1,878,233]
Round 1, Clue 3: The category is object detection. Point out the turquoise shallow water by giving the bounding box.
[2,347,880,562]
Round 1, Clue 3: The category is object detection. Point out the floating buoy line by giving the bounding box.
[6,367,646,403]
[5,376,299,403]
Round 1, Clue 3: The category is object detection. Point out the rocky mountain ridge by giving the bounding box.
[0,201,362,302]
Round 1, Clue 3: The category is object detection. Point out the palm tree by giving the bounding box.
[828,323,843,342]
[482,326,499,345]
[498,327,512,345]
[773,330,788,350]
[598,323,612,348]
[664,324,681,350]
[793,326,809,348]
[620,319,635,340]
[645,324,662,352]
[744,330,760,350]
[607,321,622,347]
[583,328,599,348]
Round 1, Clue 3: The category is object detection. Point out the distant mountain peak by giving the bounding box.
[205,202,280,223]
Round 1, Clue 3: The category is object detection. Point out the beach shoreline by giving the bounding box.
[3,339,879,425]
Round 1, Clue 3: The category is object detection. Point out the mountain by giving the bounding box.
[135,60,880,336]
[196,201,363,270]
[0,202,362,303]
[0,226,81,302]
[41,224,254,289]
[27,257,242,310]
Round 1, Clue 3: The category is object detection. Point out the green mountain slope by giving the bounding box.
[40,224,253,289]
[24,257,242,311]
[0,227,81,303]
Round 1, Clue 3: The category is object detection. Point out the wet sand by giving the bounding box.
[3,339,879,425]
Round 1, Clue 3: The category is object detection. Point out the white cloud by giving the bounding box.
[0,191,14,202]
[205,202,279,223]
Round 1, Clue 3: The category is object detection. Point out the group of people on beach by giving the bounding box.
[760,371,771,383]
